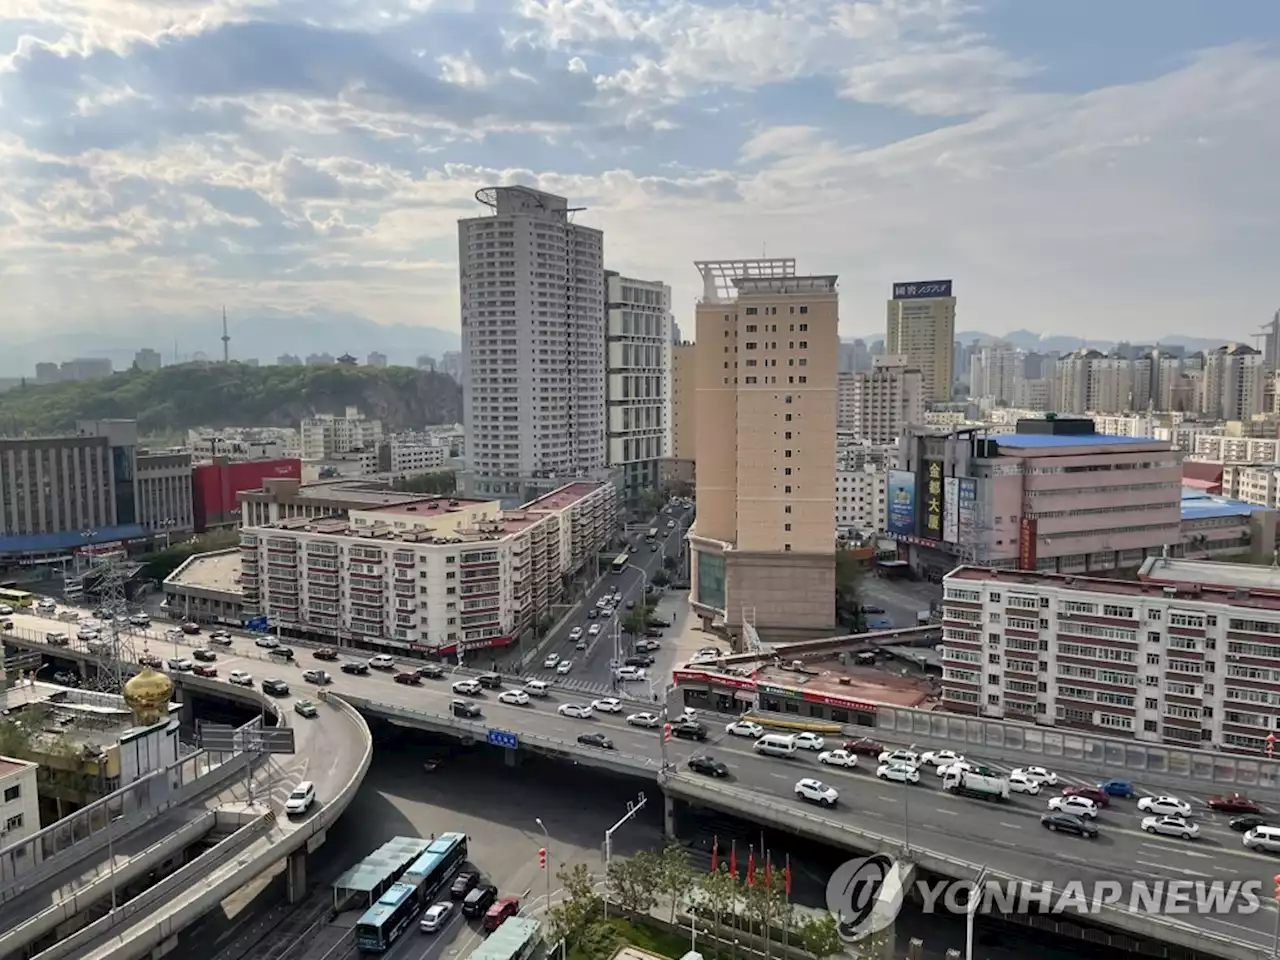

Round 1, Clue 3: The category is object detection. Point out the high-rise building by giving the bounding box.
[885,280,956,403]
[440,351,462,381]
[837,356,924,443]
[458,186,606,502]
[662,342,697,491]
[605,272,670,503]
[300,407,383,460]
[366,352,388,367]
[1200,344,1265,420]
[134,348,162,372]
[688,258,838,640]
[969,343,1020,405]
[277,354,302,366]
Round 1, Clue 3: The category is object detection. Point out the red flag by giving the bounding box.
[730,841,737,879]
[711,837,719,874]
[747,850,756,887]
[785,857,792,897]
[765,857,772,889]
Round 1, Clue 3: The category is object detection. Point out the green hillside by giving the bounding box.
[0,362,462,434]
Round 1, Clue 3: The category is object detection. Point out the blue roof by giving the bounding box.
[995,433,1156,449]
[357,882,417,926]
[1180,493,1270,521]
[0,523,149,556]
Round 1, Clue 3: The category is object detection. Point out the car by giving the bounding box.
[167,658,193,672]
[876,764,920,784]
[52,671,79,686]
[1231,814,1272,833]
[726,720,764,738]
[262,678,290,696]
[586,609,598,620]
[284,781,315,815]
[229,670,253,686]
[559,703,593,719]
[207,628,230,640]
[575,639,588,650]
[394,671,422,686]
[268,647,295,661]
[139,653,163,668]
[36,598,55,611]
[341,661,370,675]
[793,733,825,751]
[130,614,152,627]
[299,669,329,685]
[592,698,623,714]
[45,632,70,646]
[615,666,645,681]
[192,649,217,663]
[181,622,200,634]
[817,749,858,769]
[208,633,234,648]
[625,600,636,610]
[1040,812,1098,838]
[451,699,482,718]
[1015,766,1059,786]
[1208,793,1260,814]
[498,689,531,706]
[860,604,886,614]
[420,900,454,933]
[452,679,482,696]
[368,655,395,670]
[1048,796,1098,819]
[1097,779,1137,799]
[921,750,965,768]
[193,665,218,678]
[650,543,659,552]
[648,617,672,629]
[476,672,503,690]
[671,721,708,741]
[641,631,663,642]
[688,755,730,778]
[1061,786,1110,807]
[294,699,318,718]
[483,896,520,931]
[624,655,655,667]
[569,627,584,641]
[451,870,480,898]
[556,660,574,675]
[417,663,445,679]
[794,778,839,807]
[599,608,612,619]
[165,628,184,641]
[577,732,614,750]
[0,604,12,616]
[462,883,499,918]
[1143,815,1199,840]
[877,749,919,767]
[627,712,661,728]
[254,637,279,649]
[313,647,339,661]
[587,623,602,636]
[1138,796,1194,818]
[77,628,100,642]
[936,761,975,778]
[543,654,561,668]
[1008,772,1043,795]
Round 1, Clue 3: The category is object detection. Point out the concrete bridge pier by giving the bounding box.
[663,792,675,839]
[286,848,307,904]
[505,749,520,769]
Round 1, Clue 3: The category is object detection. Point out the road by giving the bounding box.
[858,575,941,629]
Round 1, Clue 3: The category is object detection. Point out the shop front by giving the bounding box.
[672,669,758,715]
[672,669,879,729]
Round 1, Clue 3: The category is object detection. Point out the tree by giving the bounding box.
[605,851,660,915]
[621,604,652,641]
[667,480,694,499]
[651,568,671,588]
[547,863,600,943]
[696,866,739,948]
[835,545,865,631]
[796,913,844,960]
[654,843,694,925]
[663,553,678,571]
[391,470,457,495]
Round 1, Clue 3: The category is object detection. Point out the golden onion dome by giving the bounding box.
[123,666,173,726]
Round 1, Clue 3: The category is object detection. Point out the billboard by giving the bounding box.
[922,461,945,541]
[1019,518,1038,571]
[943,477,960,543]
[886,470,917,537]
[957,478,978,540]
[892,280,952,300]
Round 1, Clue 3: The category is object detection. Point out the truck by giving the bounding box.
[943,768,1010,803]
[916,610,932,626]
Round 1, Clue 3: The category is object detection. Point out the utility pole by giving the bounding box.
[603,793,648,920]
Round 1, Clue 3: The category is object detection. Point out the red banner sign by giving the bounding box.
[1018,517,1037,571]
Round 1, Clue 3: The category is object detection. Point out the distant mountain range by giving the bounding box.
[845,330,1233,354]
[4,310,461,378]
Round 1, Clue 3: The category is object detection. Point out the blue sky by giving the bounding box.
[0,0,1276,343]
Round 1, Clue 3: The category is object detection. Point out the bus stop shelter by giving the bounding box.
[331,836,434,911]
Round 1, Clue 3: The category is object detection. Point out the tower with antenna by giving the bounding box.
[221,307,231,363]
[78,549,139,694]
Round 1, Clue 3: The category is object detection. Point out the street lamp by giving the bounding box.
[535,817,551,913]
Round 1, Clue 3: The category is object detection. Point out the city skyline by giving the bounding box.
[0,3,1275,341]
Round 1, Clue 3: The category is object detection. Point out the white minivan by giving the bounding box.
[1244,825,1280,854]
[753,734,797,758]
[523,679,550,697]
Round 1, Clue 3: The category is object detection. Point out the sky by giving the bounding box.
[0,1,1277,344]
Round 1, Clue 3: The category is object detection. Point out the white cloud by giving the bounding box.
[438,52,490,88]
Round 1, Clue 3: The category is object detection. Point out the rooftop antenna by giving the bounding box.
[221,306,230,363]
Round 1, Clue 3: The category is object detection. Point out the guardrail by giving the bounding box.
[664,776,1270,960]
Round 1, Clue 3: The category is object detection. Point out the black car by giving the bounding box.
[451,870,480,899]
[1231,815,1272,833]
[262,678,290,696]
[341,661,370,675]
[193,649,217,662]
[452,699,482,718]
[138,654,163,668]
[687,755,730,778]
[671,721,708,742]
[586,609,598,620]
[643,629,663,639]
[394,672,421,686]
[860,604,886,614]
[268,647,295,661]
[1040,812,1097,838]
[577,732,614,750]
[417,664,445,679]
[647,617,671,629]
[462,883,498,918]
[624,655,654,667]
[477,672,503,690]
[625,600,635,609]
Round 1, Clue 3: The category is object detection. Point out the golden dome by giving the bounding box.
[124,666,173,726]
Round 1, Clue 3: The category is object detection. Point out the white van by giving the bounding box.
[1244,825,1280,854]
[523,679,550,697]
[753,734,797,758]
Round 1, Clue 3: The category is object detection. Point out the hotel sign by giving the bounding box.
[892,280,952,300]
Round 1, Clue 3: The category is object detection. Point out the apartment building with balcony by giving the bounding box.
[239,481,616,655]
[940,559,1280,753]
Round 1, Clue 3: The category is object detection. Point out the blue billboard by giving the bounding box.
[886,470,917,537]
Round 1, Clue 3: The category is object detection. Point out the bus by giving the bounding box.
[646,527,658,541]
[462,917,542,960]
[402,832,468,904]
[0,588,34,609]
[610,553,629,575]
[355,882,421,953]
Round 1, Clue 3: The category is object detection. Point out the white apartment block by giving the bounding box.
[1091,414,1160,439]
[1193,434,1280,464]
[301,408,382,460]
[389,437,448,475]
[459,186,606,501]
[1201,345,1266,421]
[1224,465,1280,508]
[837,356,924,443]
[605,272,670,502]
[240,481,616,655]
[836,466,886,537]
[0,757,38,849]
[969,345,1021,405]
[941,560,1280,751]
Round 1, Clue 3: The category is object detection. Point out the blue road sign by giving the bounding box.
[245,616,269,632]
[487,730,519,750]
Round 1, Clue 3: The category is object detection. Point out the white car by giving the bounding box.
[1048,796,1098,819]
[592,698,623,714]
[556,660,573,675]
[368,654,395,670]
[877,749,920,767]
[568,627,584,641]
[1142,815,1199,840]
[921,749,964,768]
[558,703,593,719]
[452,679,482,695]
[627,712,661,728]
[498,689,530,706]
[165,628,183,641]
[543,653,560,668]
[420,901,454,933]
[229,670,253,686]
[167,658,194,672]
[1008,772,1043,795]
[615,666,644,681]
[936,760,975,778]
[794,778,838,808]
[284,781,315,816]
[1137,796,1193,818]
[726,720,764,738]
[794,733,825,751]
[0,604,12,615]
[876,764,920,784]
[817,749,858,769]
[587,624,602,637]
[1014,766,1059,786]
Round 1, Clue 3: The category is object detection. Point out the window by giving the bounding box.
[784,523,792,531]
[4,814,22,832]
[745,307,758,315]
[799,306,808,315]
[2,786,18,802]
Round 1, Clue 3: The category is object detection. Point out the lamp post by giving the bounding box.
[535,817,552,914]
[603,793,648,920]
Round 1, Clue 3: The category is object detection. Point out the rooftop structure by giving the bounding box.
[331,836,433,908]
[238,477,428,527]
[694,258,795,303]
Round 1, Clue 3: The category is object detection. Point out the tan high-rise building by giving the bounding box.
[885,280,956,403]
[688,258,837,641]
[661,342,698,490]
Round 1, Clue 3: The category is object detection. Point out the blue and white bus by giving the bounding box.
[402,832,468,905]
[355,883,420,954]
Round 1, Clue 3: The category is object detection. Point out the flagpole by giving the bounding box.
[763,853,772,960]
[782,856,791,960]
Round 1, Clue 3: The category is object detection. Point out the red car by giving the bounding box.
[483,896,520,931]
[1208,792,1260,814]
[394,672,422,686]
[314,648,339,661]
[1062,786,1110,808]
[193,665,218,678]
[843,737,886,756]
